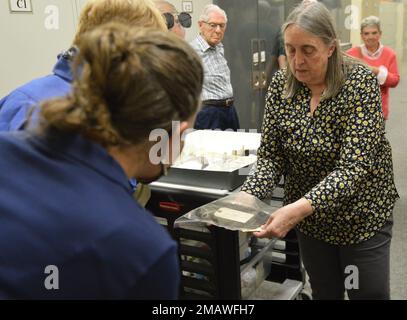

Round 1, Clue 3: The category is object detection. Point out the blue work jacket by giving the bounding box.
[0,130,179,299]
[0,52,73,131]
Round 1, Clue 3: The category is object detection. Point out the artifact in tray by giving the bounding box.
[213,207,265,232]
[174,192,278,232]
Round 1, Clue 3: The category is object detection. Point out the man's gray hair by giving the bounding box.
[282,1,355,100]
[199,4,227,23]
[360,16,381,33]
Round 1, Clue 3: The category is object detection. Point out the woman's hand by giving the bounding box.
[254,198,313,239]
[370,66,380,75]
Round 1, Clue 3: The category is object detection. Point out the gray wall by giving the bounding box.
[0,0,79,97]
[0,0,212,97]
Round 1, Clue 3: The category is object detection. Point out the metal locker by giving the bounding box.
[214,0,296,130]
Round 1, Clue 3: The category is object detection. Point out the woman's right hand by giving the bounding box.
[370,66,380,75]
[254,198,313,239]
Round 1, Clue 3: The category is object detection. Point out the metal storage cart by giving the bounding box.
[146,181,306,300]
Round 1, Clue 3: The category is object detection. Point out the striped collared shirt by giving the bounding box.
[190,34,233,101]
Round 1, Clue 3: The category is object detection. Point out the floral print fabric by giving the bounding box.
[241,64,399,245]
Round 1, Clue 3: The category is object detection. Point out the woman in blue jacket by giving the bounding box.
[0,22,203,299]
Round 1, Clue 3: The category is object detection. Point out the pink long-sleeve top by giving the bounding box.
[347,45,400,119]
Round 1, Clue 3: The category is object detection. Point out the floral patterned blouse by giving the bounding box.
[241,63,399,245]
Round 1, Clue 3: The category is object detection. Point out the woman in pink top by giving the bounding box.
[347,16,400,120]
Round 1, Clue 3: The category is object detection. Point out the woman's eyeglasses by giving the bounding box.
[163,12,192,29]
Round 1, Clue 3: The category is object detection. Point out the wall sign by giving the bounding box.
[9,0,33,13]
[182,1,193,13]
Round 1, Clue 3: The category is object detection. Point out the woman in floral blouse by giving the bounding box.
[241,2,398,299]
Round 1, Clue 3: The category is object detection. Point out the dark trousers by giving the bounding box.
[194,105,240,131]
[296,218,393,300]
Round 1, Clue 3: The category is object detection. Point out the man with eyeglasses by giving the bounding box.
[191,4,240,131]
[155,1,191,39]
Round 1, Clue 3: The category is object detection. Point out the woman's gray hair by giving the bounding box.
[282,1,349,100]
[360,16,381,33]
[199,4,227,23]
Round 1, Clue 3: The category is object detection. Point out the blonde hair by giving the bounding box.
[41,22,203,146]
[73,0,166,45]
[282,1,351,99]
